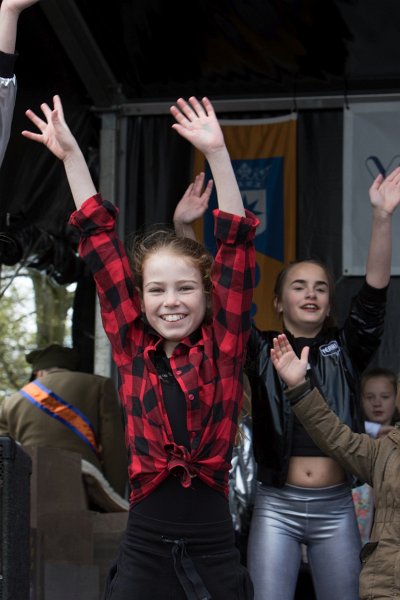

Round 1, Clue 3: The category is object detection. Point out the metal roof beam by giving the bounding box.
[113,92,400,117]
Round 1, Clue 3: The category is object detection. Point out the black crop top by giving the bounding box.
[291,416,327,457]
[290,336,327,458]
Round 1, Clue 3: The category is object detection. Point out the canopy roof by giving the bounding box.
[17,0,400,108]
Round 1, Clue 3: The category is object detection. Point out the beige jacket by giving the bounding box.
[291,384,400,600]
[0,370,128,496]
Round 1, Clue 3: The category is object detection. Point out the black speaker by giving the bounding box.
[0,437,31,600]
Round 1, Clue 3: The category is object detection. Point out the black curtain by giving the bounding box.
[122,114,193,241]
[297,109,343,278]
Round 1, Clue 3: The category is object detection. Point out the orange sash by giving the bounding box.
[20,380,99,455]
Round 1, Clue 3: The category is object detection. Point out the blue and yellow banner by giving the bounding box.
[193,114,297,330]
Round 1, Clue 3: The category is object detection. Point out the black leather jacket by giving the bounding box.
[245,281,387,487]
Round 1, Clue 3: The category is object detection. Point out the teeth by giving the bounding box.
[161,314,185,322]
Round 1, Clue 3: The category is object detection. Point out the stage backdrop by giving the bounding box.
[343,102,400,275]
[192,114,297,331]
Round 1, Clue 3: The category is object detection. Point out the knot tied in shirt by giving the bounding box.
[165,443,198,488]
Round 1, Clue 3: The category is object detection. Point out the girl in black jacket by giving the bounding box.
[245,166,400,600]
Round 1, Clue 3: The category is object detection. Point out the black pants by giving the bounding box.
[104,511,254,600]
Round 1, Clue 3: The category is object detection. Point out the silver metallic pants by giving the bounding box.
[247,482,361,600]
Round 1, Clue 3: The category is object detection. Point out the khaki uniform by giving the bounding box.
[292,386,400,600]
[0,369,127,496]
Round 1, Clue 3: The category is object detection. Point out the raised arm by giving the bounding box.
[173,172,213,239]
[366,166,400,288]
[0,0,39,54]
[170,96,245,217]
[22,95,97,208]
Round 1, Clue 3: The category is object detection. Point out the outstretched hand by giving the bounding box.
[22,95,79,161]
[270,334,309,389]
[22,94,96,209]
[173,172,213,226]
[369,166,400,216]
[170,97,225,157]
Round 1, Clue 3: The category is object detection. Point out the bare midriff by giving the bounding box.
[286,456,346,487]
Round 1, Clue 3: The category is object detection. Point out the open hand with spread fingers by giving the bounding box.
[170,96,225,158]
[270,333,309,389]
[22,95,80,161]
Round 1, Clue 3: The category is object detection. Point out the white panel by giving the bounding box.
[343,102,400,275]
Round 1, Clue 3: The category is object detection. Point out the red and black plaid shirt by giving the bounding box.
[70,194,258,505]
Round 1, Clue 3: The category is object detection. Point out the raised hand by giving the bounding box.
[270,333,309,389]
[170,97,225,158]
[22,94,96,208]
[0,0,39,55]
[174,172,213,226]
[22,95,79,161]
[369,166,400,216]
[171,95,244,216]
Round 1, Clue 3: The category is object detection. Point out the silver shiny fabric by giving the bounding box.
[248,482,361,600]
[229,415,257,534]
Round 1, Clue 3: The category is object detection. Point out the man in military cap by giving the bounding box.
[0,343,128,503]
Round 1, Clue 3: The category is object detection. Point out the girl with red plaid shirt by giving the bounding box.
[23,95,259,599]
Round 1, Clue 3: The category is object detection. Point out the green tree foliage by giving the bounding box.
[30,270,74,347]
[0,266,75,401]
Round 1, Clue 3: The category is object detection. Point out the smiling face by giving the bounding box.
[362,375,397,426]
[275,262,331,338]
[141,249,207,356]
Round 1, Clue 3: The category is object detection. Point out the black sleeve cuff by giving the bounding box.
[0,50,17,78]
[285,379,312,405]
[361,280,388,302]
